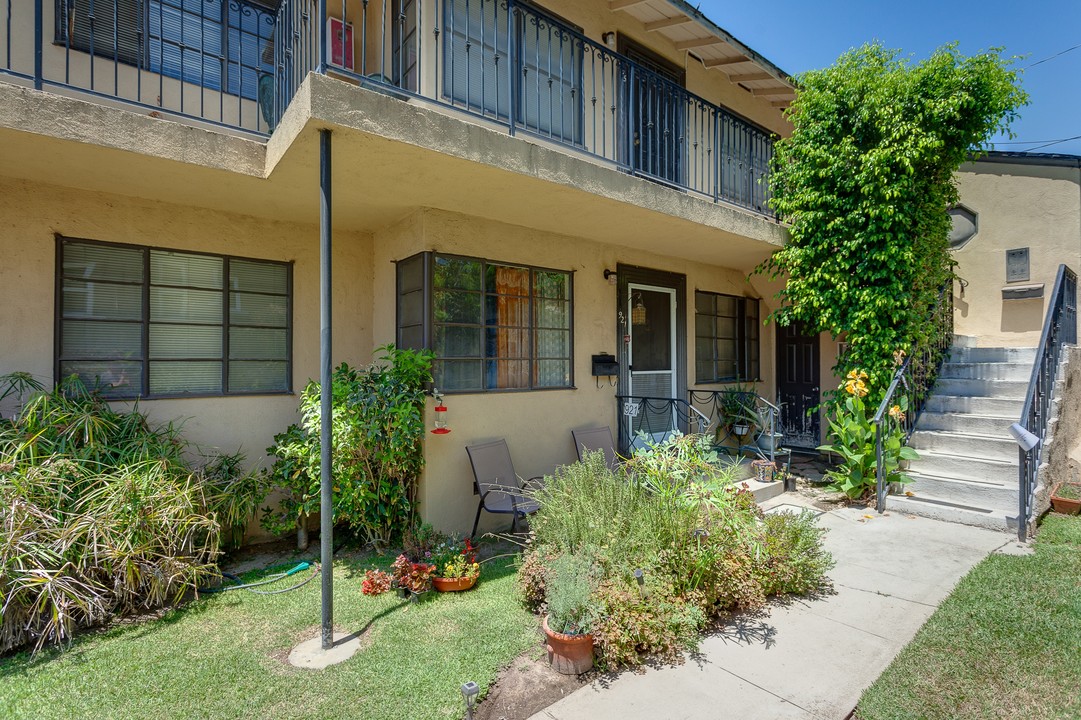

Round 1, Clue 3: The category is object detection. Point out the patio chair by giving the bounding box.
[465,439,542,539]
[571,426,620,472]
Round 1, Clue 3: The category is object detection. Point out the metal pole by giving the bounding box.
[319,128,334,650]
[34,0,43,89]
[318,0,328,73]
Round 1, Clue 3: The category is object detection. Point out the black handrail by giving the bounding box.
[688,389,779,463]
[1017,264,1077,541]
[615,395,712,456]
[872,280,954,512]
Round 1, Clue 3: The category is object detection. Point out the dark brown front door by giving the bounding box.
[776,322,820,449]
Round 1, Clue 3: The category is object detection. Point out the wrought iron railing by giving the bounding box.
[872,280,955,512]
[4,2,777,212]
[689,389,779,463]
[615,395,712,456]
[1017,264,1077,541]
[1,0,277,136]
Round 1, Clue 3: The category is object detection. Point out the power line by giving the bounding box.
[1005,135,1081,152]
[1023,44,1081,69]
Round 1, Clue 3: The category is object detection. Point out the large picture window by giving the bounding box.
[56,0,276,101]
[57,237,292,399]
[396,252,573,392]
[694,291,759,383]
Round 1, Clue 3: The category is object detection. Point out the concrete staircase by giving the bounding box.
[888,345,1037,532]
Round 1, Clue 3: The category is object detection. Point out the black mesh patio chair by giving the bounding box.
[465,439,542,539]
[571,426,620,472]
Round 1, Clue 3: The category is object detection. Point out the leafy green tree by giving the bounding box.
[758,43,1027,388]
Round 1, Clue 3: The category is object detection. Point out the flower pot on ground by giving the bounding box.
[1050,481,1081,515]
[543,614,594,675]
[429,536,481,592]
[751,459,776,483]
[543,553,597,675]
[391,554,435,599]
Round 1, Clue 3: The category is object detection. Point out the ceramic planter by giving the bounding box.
[543,615,594,675]
[751,459,775,483]
[1050,483,1081,515]
[756,432,784,453]
[432,575,478,592]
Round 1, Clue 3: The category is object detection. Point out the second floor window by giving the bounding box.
[397,252,573,392]
[56,0,276,101]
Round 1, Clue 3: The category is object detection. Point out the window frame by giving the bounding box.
[55,235,293,400]
[694,289,760,384]
[396,251,575,394]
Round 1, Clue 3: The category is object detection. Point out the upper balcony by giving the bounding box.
[1,0,793,218]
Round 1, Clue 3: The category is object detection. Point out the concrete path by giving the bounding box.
[530,497,1020,720]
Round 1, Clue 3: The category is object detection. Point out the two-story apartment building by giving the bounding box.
[0,0,819,535]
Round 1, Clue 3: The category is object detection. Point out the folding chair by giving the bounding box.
[465,439,542,539]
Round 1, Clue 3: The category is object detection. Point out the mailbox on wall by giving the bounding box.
[591,354,618,377]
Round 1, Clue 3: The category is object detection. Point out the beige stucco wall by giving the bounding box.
[953,160,1081,347]
[0,175,373,467]
[372,207,776,534]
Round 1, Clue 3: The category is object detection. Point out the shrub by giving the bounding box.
[757,511,835,597]
[591,579,705,668]
[0,373,262,654]
[261,346,433,546]
[361,569,392,596]
[522,440,834,669]
[545,553,598,635]
[390,554,435,594]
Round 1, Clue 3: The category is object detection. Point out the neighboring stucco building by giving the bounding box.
[951,151,1081,347]
[0,0,811,536]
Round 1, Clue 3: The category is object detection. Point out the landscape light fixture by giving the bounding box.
[1008,423,1040,452]
[461,681,480,720]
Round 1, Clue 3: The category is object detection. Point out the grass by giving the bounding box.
[857,514,1081,720]
[0,549,537,720]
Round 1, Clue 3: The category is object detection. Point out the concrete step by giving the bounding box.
[910,449,1017,484]
[908,430,1017,462]
[886,493,1016,533]
[745,478,786,503]
[938,361,1033,381]
[905,471,1017,510]
[924,394,1024,417]
[933,377,1028,399]
[950,346,1037,364]
[915,411,1016,436]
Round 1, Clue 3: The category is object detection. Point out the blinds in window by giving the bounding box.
[58,239,290,398]
[57,0,144,66]
[517,6,580,142]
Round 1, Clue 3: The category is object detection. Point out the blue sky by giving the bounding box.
[698,0,1081,155]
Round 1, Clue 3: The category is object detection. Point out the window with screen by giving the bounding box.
[57,237,291,399]
[396,252,572,392]
[694,291,759,383]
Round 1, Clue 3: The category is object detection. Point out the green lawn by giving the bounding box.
[0,551,537,720]
[857,514,1081,720]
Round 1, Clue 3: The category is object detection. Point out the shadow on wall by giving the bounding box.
[1001,298,1044,335]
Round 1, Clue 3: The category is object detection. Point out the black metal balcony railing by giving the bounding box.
[615,395,712,456]
[1017,264,1077,541]
[3,0,776,217]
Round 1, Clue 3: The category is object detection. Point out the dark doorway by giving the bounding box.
[776,322,820,449]
[619,36,685,187]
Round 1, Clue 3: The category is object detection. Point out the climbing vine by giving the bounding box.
[758,43,1027,390]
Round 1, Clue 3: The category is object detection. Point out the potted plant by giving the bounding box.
[542,554,597,675]
[719,386,758,441]
[429,537,481,592]
[751,458,776,483]
[1050,481,1081,515]
[391,554,436,602]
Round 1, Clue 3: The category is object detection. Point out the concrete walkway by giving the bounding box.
[530,497,1021,720]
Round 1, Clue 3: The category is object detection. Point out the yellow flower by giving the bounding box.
[893,349,907,366]
[888,404,905,422]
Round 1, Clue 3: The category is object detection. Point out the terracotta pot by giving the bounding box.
[432,575,478,592]
[543,615,594,675]
[1050,484,1081,515]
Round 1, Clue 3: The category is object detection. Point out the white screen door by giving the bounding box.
[627,283,678,450]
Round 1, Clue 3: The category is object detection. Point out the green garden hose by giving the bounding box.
[201,561,317,595]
